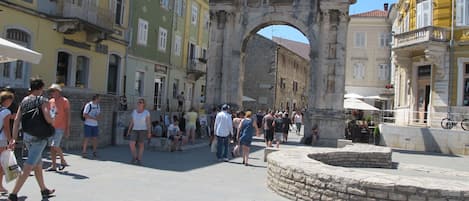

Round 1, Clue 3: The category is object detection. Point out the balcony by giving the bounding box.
[54,0,114,39]
[393,26,450,49]
[187,59,207,81]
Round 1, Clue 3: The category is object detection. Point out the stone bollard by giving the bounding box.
[337,139,353,148]
[264,147,280,162]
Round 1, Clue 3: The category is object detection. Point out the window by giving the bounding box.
[204,12,210,29]
[114,0,125,25]
[379,33,391,48]
[378,64,389,81]
[173,79,179,98]
[456,0,469,26]
[158,27,168,52]
[293,81,298,92]
[75,56,89,88]
[401,14,410,33]
[463,64,469,106]
[416,0,432,28]
[201,48,207,60]
[353,63,365,80]
[107,54,120,94]
[56,52,71,86]
[189,43,196,60]
[135,71,144,97]
[160,0,169,9]
[354,32,365,48]
[2,63,10,78]
[174,35,182,56]
[137,18,148,46]
[15,61,23,79]
[280,78,286,89]
[191,3,198,25]
[176,0,184,16]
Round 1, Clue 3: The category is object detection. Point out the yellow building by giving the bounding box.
[0,0,129,94]
[391,0,469,128]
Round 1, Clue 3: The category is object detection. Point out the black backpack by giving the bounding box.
[21,97,54,139]
[80,102,92,121]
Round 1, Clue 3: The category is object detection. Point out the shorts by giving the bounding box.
[84,125,99,138]
[49,129,64,147]
[23,133,48,166]
[186,124,196,131]
[130,130,148,143]
[274,132,283,141]
[265,129,274,141]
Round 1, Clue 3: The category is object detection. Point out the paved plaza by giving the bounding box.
[0,132,467,201]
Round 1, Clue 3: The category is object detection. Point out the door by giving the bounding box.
[417,65,431,123]
[154,78,162,110]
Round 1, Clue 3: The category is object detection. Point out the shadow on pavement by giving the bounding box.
[65,143,269,172]
[393,149,462,157]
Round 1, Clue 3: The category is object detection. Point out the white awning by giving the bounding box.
[0,37,42,64]
[364,95,389,100]
[242,96,256,102]
[344,93,364,99]
[344,98,379,111]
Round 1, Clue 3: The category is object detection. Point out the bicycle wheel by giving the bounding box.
[461,119,469,131]
[441,118,454,129]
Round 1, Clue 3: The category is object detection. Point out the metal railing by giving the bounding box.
[188,59,207,73]
[393,26,450,48]
[376,109,469,130]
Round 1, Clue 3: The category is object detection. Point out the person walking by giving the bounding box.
[81,94,101,158]
[262,111,274,147]
[9,78,55,201]
[0,91,15,193]
[231,111,244,157]
[46,84,70,171]
[127,98,151,165]
[214,104,232,162]
[184,108,198,144]
[272,113,284,148]
[282,113,292,143]
[237,111,256,166]
[177,91,185,112]
[293,111,303,135]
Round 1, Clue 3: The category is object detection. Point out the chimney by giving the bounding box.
[384,3,389,11]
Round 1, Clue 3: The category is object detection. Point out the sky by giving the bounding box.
[257,0,397,44]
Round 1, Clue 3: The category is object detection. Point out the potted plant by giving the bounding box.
[373,126,380,145]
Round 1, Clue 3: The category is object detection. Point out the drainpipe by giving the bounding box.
[448,0,455,115]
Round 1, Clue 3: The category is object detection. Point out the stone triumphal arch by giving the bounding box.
[207,0,356,146]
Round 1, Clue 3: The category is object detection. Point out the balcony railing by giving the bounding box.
[60,0,114,30]
[393,26,450,49]
[188,59,207,73]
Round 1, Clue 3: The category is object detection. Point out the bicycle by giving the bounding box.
[440,117,469,130]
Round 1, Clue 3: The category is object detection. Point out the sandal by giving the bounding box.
[58,164,68,171]
[8,193,17,201]
[41,189,55,199]
[0,187,8,194]
[46,167,57,172]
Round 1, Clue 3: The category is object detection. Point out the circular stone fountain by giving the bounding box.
[267,144,469,201]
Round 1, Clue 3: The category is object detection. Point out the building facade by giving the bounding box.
[0,0,129,95]
[243,35,309,112]
[390,0,469,127]
[346,8,392,109]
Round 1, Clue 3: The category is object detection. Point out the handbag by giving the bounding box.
[1,150,21,182]
[210,138,217,153]
[21,97,55,139]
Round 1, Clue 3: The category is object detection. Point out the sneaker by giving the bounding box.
[223,158,229,162]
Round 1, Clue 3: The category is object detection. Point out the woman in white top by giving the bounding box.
[127,98,151,165]
[294,112,303,135]
[0,91,14,193]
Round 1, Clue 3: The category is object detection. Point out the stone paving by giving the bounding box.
[0,130,467,201]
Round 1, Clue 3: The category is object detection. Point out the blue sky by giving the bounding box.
[258,0,397,44]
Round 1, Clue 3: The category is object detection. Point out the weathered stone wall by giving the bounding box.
[267,145,469,201]
[12,89,118,150]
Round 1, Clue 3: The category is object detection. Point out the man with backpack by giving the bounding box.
[81,94,101,158]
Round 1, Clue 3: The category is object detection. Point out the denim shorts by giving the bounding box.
[84,125,99,138]
[49,129,64,147]
[23,133,48,166]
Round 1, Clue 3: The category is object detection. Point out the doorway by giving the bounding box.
[417,65,431,123]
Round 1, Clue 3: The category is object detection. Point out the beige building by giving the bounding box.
[345,8,392,109]
[243,35,309,112]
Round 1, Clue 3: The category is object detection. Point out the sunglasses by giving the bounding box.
[138,102,144,104]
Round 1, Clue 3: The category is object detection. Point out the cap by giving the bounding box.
[222,104,230,110]
[48,83,62,92]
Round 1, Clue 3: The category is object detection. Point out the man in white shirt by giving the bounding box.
[214,104,232,161]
